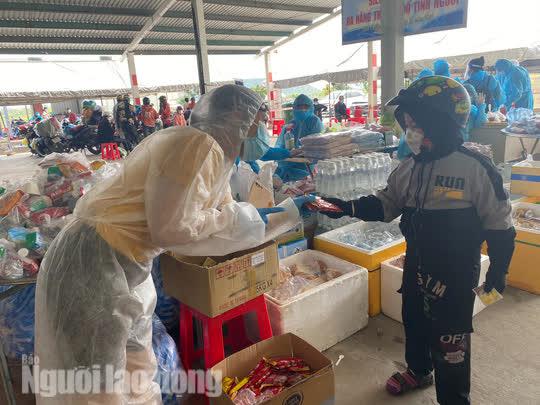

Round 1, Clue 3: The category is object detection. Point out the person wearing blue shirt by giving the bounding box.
[462,83,487,141]
[275,94,323,182]
[495,58,532,110]
[465,56,504,111]
[433,59,451,77]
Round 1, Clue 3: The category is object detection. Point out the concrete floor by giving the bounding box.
[1,154,539,405]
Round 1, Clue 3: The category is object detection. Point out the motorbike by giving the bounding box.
[19,124,40,155]
[33,118,69,157]
[62,124,101,155]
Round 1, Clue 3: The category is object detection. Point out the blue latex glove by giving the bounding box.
[246,161,260,174]
[257,207,285,224]
[293,194,316,215]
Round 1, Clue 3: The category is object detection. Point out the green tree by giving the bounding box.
[250,84,267,100]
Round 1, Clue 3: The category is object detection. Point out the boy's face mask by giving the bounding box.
[403,113,425,155]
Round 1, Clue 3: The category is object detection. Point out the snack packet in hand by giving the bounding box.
[473,284,503,306]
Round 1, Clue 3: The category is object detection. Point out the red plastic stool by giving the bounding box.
[179,295,273,370]
[101,143,121,160]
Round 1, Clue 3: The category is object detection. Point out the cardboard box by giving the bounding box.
[210,333,335,405]
[511,160,540,197]
[161,241,279,317]
[278,238,308,259]
[275,221,305,247]
[266,250,368,351]
[248,179,275,208]
[507,202,540,294]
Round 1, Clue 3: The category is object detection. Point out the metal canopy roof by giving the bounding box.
[0,0,341,56]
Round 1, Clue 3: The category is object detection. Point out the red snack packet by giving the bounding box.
[245,364,272,391]
[266,357,307,370]
[46,180,73,201]
[305,197,343,213]
[22,258,39,277]
[30,207,70,224]
[259,373,288,390]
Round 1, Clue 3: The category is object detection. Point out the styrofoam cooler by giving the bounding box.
[265,250,369,352]
[381,254,490,323]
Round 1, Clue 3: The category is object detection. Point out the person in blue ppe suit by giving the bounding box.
[240,104,295,174]
[462,83,487,141]
[275,94,323,182]
[416,68,434,80]
[465,56,504,112]
[433,59,451,78]
[514,63,534,110]
[495,59,533,110]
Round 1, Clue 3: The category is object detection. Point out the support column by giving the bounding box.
[127,52,141,106]
[2,106,13,155]
[381,0,404,108]
[367,41,379,124]
[191,0,210,95]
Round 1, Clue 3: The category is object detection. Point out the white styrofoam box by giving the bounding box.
[381,254,490,323]
[265,250,368,352]
[315,219,405,256]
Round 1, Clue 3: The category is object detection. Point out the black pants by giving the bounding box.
[402,285,471,405]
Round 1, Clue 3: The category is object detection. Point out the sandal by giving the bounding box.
[386,369,434,395]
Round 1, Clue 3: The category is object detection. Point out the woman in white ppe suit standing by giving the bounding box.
[35,85,303,404]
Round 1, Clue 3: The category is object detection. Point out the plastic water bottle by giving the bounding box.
[376,154,387,189]
[284,128,295,150]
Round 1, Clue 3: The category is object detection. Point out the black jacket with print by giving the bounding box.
[356,146,515,334]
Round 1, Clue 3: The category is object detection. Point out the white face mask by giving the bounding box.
[405,128,424,155]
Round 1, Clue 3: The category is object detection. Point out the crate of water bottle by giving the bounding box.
[314,220,406,271]
[315,152,393,199]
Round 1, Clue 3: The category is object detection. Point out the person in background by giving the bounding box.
[462,83,487,141]
[416,68,434,80]
[183,97,190,110]
[139,97,160,137]
[66,108,78,124]
[319,76,515,405]
[159,96,172,128]
[187,97,196,111]
[115,95,139,147]
[465,56,504,112]
[433,59,451,77]
[494,59,533,110]
[313,98,328,120]
[514,62,534,110]
[173,106,187,127]
[239,103,292,173]
[334,95,348,122]
[275,94,323,182]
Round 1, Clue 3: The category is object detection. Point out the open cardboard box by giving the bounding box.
[210,333,335,405]
[161,241,279,317]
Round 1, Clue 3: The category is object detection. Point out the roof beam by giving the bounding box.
[261,7,341,54]
[0,2,310,26]
[0,20,291,37]
[201,0,334,14]
[0,36,273,47]
[0,48,258,55]
[121,0,178,60]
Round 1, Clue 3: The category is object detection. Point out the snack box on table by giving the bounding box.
[506,202,540,294]
[277,238,308,260]
[510,160,540,197]
[314,221,406,316]
[381,254,491,323]
[210,333,334,405]
[265,250,368,351]
[160,241,278,317]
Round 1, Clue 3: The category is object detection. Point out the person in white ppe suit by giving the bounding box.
[35,85,305,404]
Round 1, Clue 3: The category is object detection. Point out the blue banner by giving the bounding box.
[342,0,468,45]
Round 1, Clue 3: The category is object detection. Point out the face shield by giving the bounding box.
[190,84,263,165]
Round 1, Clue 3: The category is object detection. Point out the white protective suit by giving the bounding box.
[35,85,299,404]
